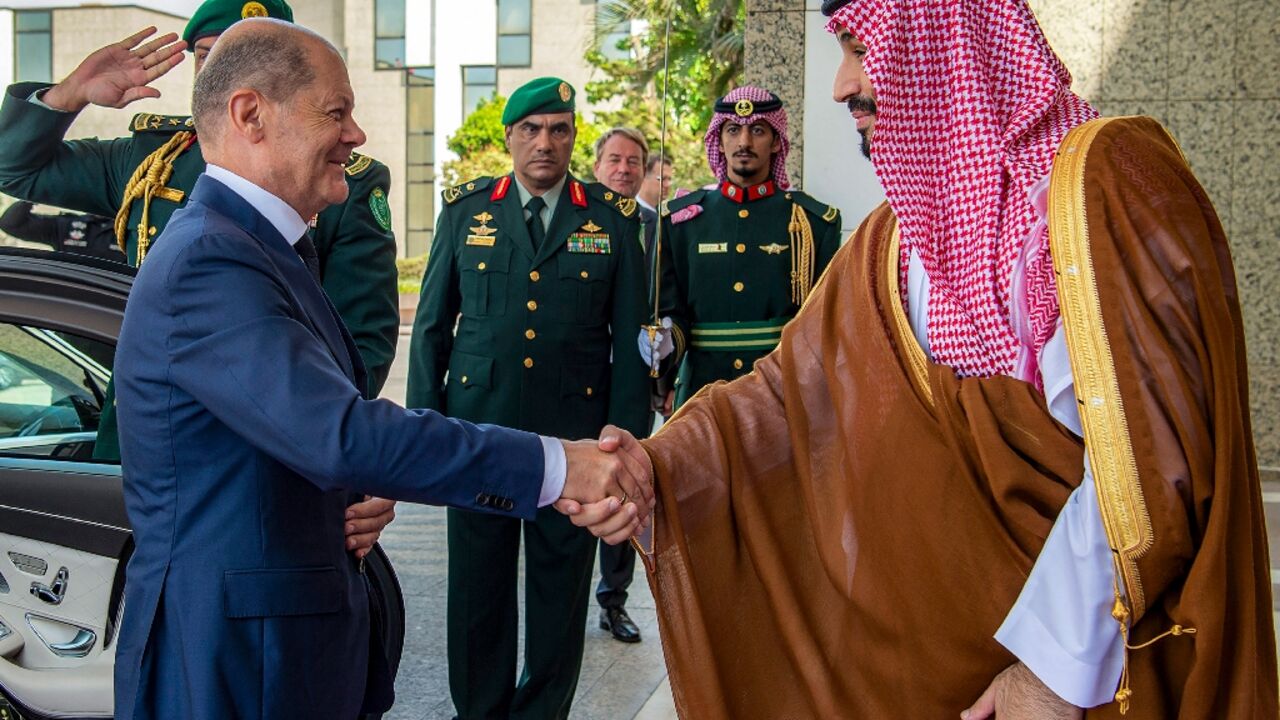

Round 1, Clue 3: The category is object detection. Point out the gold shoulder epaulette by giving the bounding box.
[442,177,494,205]
[585,182,639,218]
[130,113,194,134]
[344,152,375,177]
[787,190,840,224]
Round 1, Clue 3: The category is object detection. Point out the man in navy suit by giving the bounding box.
[112,19,650,719]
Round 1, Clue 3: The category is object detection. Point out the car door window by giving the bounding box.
[0,322,110,460]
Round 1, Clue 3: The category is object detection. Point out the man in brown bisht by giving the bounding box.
[562,0,1279,716]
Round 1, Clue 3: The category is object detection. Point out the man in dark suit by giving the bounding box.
[113,21,650,720]
[588,126,651,645]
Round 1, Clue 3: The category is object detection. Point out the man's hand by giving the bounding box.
[555,426,654,544]
[961,662,1082,720]
[345,496,396,559]
[42,27,186,113]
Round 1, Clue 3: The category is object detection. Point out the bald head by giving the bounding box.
[192,18,338,142]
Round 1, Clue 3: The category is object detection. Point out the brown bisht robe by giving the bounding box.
[639,116,1277,718]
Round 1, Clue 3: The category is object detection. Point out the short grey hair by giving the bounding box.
[192,19,333,137]
[593,127,649,168]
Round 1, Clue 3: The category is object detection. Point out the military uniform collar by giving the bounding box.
[720,179,776,203]
[513,173,568,225]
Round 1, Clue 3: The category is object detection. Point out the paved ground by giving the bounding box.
[378,331,672,720]
[379,329,1280,718]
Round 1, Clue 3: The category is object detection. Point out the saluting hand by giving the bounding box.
[43,26,186,113]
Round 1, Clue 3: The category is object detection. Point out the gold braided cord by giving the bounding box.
[115,131,194,264]
[788,203,816,305]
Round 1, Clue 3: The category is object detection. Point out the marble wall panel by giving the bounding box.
[1169,0,1238,100]
[1230,100,1280,239]
[1235,0,1280,99]
[745,7,808,186]
[1101,0,1169,100]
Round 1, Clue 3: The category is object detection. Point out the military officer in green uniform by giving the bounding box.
[0,0,399,474]
[407,78,650,719]
[644,86,843,408]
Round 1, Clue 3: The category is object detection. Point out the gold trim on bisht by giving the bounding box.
[115,131,194,264]
[886,222,932,406]
[1048,116,1161,714]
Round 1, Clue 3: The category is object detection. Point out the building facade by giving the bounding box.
[0,0,619,258]
[746,0,1280,469]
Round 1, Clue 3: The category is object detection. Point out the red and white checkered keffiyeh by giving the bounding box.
[828,0,1098,380]
[705,86,792,190]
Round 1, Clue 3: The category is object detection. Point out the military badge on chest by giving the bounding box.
[568,220,611,254]
[467,212,498,247]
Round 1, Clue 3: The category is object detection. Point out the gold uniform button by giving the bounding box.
[460,375,469,384]
[523,357,534,369]
[477,261,487,271]
[527,300,538,311]
[604,191,614,201]
[738,209,749,219]
[733,281,745,292]
[148,226,158,237]
[525,329,536,340]
[586,387,594,397]
[736,243,746,253]
[530,270,541,282]
[733,359,744,370]
[580,270,589,279]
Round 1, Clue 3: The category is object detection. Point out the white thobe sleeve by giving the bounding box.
[993,324,1123,708]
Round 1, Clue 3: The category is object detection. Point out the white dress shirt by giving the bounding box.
[205,165,569,508]
[905,248,1122,707]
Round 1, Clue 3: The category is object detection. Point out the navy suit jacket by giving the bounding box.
[113,176,543,719]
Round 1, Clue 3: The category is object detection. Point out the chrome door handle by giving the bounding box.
[47,628,96,658]
[29,566,68,606]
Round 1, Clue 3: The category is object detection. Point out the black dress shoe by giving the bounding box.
[599,606,642,643]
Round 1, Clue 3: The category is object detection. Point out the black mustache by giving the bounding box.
[846,96,877,115]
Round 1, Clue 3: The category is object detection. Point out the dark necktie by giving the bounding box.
[525,195,547,249]
[295,234,321,284]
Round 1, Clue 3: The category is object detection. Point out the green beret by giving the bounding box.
[183,0,294,47]
[501,77,576,126]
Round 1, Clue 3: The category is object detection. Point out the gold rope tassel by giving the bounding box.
[1109,576,1196,714]
[114,131,194,265]
[788,203,816,305]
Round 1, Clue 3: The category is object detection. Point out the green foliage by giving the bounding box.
[586,0,745,190]
[440,1,745,195]
[396,253,427,296]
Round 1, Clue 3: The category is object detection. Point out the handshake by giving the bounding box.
[556,425,654,545]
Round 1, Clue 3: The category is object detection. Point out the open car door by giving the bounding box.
[0,248,404,719]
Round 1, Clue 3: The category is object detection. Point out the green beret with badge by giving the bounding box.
[500,76,576,126]
[183,0,294,46]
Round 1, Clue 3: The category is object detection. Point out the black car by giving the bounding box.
[0,248,404,719]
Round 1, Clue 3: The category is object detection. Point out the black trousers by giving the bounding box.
[595,539,636,609]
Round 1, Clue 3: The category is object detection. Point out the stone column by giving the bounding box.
[744,0,808,186]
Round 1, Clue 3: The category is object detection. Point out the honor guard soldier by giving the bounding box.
[0,0,399,461]
[643,86,843,408]
[407,77,650,719]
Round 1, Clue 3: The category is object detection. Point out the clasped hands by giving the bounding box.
[555,425,653,545]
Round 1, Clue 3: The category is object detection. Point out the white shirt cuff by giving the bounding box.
[537,435,567,508]
[27,88,56,111]
[994,459,1124,708]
